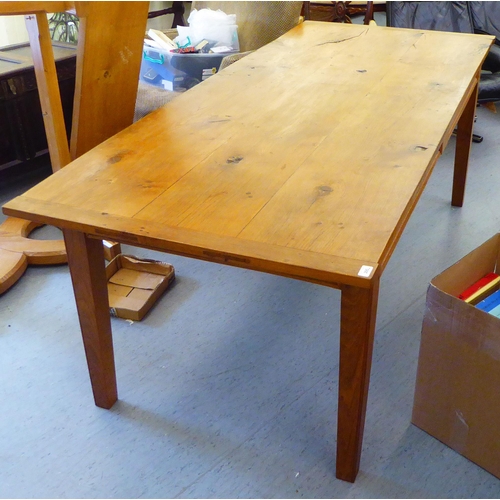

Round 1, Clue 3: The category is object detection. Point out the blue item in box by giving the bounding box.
[141,45,234,90]
[489,303,500,318]
[140,48,189,91]
[476,289,500,312]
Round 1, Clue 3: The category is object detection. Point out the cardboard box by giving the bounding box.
[106,254,175,321]
[412,233,500,478]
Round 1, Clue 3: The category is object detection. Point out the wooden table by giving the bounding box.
[3,22,493,482]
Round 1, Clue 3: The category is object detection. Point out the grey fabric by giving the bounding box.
[386,1,473,33]
[470,1,500,40]
[386,1,500,103]
[134,81,183,122]
[219,51,252,71]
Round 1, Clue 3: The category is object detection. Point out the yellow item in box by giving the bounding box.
[464,275,500,304]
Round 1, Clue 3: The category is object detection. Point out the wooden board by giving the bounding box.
[70,1,149,158]
[2,22,493,481]
[0,2,70,15]
[0,248,27,294]
[25,11,72,171]
[6,23,493,285]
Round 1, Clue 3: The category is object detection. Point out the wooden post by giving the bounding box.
[336,280,379,482]
[63,229,117,408]
[70,1,149,159]
[452,75,479,207]
[25,11,72,171]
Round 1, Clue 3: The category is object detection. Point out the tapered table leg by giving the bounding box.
[63,229,117,409]
[336,279,379,482]
[452,76,479,207]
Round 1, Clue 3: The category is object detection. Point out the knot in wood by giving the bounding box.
[227,156,243,164]
[317,185,333,196]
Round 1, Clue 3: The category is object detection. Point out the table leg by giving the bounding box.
[63,229,117,409]
[452,78,479,207]
[336,279,379,482]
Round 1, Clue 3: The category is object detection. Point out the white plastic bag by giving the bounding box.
[175,25,193,48]
[187,8,239,50]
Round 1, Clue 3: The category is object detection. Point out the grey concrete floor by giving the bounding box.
[2,68,500,500]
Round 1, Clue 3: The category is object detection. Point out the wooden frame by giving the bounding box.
[0,1,148,293]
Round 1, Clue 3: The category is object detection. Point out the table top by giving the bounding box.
[3,22,492,288]
[0,41,76,77]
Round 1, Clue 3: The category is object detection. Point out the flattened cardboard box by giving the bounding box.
[412,233,500,479]
[106,254,175,321]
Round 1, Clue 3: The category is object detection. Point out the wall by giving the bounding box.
[0,16,29,47]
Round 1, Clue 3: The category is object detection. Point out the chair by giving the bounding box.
[148,1,186,29]
[302,1,386,25]
[386,2,500,106]
[1,1,149,293]
[0,2,72,294]
[191,1,303,52]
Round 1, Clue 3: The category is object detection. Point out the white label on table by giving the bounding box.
[358,265,374,278]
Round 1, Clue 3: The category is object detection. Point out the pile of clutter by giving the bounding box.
[145,8,239,54]
[140,8,239,91]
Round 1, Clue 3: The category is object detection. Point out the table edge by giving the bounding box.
[3,195,379,289]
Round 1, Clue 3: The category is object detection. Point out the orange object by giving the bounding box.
[0,217,66,294]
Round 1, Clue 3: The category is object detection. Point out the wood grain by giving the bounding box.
[70,1,149,158]
[2,22,493,482]
[63,229,117,408]
[0,236,66,264]
[8,24,492,271]
[5,196,377,289]
[0,217,66,294]
[0,217,42,237]
[0,1,70,15]
[25,11,72,172]
[452,73,480,207]
[337,280,379,481]
[0,248,27,294]
[0,4,71,294]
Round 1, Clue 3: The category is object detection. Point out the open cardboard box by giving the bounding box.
[412,233,500,478]
[106,254,175,321]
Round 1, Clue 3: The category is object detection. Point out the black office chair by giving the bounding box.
[387,1,500,104]
[387,1,500,143]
